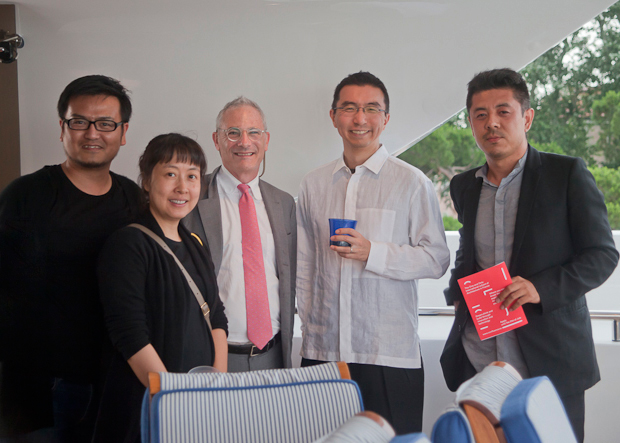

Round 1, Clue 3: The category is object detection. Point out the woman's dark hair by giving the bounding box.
[138,133,207,199]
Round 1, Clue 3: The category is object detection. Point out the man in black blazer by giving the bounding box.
[440,68,618,442]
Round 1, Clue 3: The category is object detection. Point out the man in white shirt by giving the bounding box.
[297,72,450,434]
[184,97,296,372]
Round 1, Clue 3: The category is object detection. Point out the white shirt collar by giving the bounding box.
[218,165,263,200]
[331,145,390,176]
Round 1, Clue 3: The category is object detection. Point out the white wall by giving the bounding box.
[10,0,617,196]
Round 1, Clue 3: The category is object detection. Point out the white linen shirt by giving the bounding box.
[217,166,280,344]
[297,146,450,368]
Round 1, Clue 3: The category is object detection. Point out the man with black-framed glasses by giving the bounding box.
[184,96,297,373]
[296,71,450,434]
[0,75,142,442]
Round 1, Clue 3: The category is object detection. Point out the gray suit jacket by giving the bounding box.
[183,166,297,367]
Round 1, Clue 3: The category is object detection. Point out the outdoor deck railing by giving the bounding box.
[419,307,620,342]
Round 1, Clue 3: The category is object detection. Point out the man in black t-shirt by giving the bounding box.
[0,76,143,442]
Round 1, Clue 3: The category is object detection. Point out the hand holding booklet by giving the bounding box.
[457,262,528,341]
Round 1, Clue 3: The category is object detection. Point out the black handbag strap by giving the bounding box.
[129,224,212,331]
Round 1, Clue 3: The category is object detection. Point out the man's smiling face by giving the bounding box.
[60,94,127,170]
[330,84,390,154]
[213,105,269,183]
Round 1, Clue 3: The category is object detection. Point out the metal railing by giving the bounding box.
[419,307,620,342]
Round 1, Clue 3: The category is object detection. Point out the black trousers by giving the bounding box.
[560,391,585,443]
[301,358,424,435]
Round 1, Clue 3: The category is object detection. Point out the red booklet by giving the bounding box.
[457,262,528,341]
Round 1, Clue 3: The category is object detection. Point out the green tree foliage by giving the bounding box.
[523,3,620,163]
[535,141,566,155]
[443,215,462,231]
[589,166,620,229]
[400,1,620,172]
[398,122,484,182]
[398,120,485,207]
[398,2,620,228]
[592,90,620,167]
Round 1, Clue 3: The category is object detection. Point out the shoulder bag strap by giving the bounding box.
[128,223,212,331]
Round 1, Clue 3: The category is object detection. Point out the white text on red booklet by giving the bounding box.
[457,262,528,341]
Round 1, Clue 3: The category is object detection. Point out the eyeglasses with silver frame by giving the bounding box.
[63,118,125,132]
[220,127,267,142]
[333,105,386,115]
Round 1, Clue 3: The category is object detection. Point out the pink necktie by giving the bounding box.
[238,184,273,349]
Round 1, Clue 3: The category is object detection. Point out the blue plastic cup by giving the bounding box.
[329,218,358,247]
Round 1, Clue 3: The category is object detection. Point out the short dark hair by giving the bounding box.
[332,71,390,113]
[138,133,207,199]
[57,75,132,122]
[466,68,530,114]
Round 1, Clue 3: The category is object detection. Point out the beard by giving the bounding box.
[63,146,118,170]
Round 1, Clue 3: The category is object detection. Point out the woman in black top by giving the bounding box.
[94,133,227,442]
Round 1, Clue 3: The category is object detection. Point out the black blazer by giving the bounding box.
[440,146,619,398]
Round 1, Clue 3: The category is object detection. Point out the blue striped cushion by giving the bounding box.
[159,362,343,391]
[149,379,362,443]
[391,433,431,443]
[500,377,577,443]
[431,405,474,443]
[314,414,393,442]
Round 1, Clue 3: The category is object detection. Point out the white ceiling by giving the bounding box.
[9,0,618,196]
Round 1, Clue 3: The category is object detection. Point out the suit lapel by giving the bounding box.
[510,146,542,274]
[462,174,483,271]
[197,167,224,273]
[260,181,287,280]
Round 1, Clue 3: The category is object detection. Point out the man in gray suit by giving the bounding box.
[184,97,296,372]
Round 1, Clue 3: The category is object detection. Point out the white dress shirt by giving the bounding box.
[297,146,450,368]
[217,166,280,344]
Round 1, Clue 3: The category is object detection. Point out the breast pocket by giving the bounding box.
[355,208,396,243]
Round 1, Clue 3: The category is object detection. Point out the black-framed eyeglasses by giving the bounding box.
[220,127,267,142]
[63,118,125,132]
[333,106,387,115]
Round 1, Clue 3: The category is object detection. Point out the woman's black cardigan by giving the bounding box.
[93,210,227,442]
